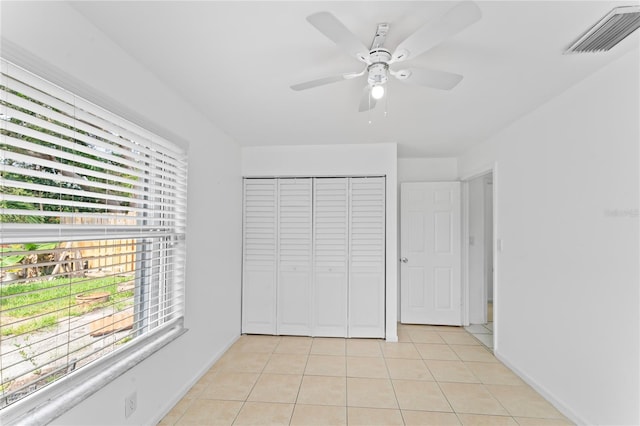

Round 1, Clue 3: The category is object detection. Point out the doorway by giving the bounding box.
[465,171,494,349]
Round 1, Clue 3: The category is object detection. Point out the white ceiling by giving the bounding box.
[70,1,639,158]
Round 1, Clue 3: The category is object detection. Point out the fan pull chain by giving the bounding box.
[384,87,389,117]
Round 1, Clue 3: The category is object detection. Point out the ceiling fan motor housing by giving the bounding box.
[367,48,391,86]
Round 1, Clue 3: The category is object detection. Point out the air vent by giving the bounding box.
[566,5,640,53]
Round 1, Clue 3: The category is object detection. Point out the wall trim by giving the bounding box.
[495,350,586,425]
[151,333,241,425]
[459,162,496,182]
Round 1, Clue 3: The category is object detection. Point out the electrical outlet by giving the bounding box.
[125,391,137,418]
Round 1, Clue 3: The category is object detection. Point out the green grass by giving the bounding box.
[5,316,58,337]
[1,276,133,336]
[116,335,133,346]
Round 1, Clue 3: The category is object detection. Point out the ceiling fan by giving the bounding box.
[290,1,481,112]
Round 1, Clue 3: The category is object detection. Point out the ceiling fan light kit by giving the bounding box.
[290,1,482,112]
[371,84,385,100]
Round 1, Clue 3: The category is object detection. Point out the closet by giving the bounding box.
[241,177,385,338]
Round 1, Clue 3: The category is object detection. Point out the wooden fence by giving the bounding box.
[60,213,137,274]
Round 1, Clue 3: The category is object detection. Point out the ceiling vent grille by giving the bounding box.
[566,5,640,53]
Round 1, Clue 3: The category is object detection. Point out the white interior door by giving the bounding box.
[401,182,462,325]
[349,177,386,338]
[242,179,277,334]
[313,178,348,337]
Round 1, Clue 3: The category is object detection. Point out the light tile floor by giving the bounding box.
[464,323,493,349]
[159,324,572,425]
[465,303,494,349]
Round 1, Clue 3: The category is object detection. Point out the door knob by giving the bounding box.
[400,257,408,263]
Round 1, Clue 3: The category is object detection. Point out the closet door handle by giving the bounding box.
[400,257,408,263]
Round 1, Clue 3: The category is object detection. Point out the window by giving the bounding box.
[0,58,187,421]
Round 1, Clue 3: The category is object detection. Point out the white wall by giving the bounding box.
[397,157,458,182]
[242,143,398,341]
[1,3,242,425]
[459,49,639,425]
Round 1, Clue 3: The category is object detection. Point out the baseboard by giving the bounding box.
[385,333,398,342]
[494,350,588,425]
[151,333,240,425]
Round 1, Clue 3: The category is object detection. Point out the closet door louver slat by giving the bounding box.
[277,179,313,335]
[242,179,278,334]
[313,178,349,337]
[349,177,386,338]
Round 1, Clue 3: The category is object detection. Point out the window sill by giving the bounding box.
[1,319,187,426]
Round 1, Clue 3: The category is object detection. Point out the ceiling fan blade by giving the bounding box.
[391,1,481,62]
[358,86,377,112]
[291,71,363,91]
[393,68,463,90]
[307,12,371,63]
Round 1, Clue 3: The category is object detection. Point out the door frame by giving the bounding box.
[461,163,498,350]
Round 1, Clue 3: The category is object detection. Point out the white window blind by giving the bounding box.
[0,58,187,418]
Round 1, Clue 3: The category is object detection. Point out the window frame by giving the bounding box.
[0,58,188,425]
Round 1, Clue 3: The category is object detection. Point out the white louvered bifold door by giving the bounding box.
[242,176,386,338]
[348,177,386,338]
[277,179,313,335]
[312,178,349,337]
[242,179,278,334]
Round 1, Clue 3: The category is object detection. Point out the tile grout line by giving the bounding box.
[230,337,279,426]
[414,333,459,424]
[289,338,314,425]
[437,331,515,425]
[163,329,573,425]
[384,339,409,425]
[342,340,348,426]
